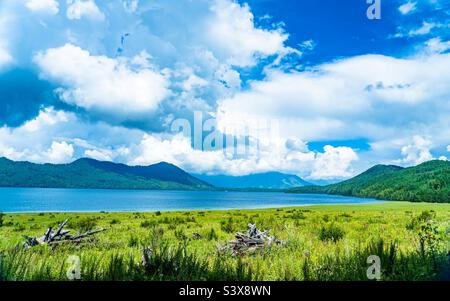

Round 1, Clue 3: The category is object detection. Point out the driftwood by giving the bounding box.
[24,219,106,248]
[220,224,284,256]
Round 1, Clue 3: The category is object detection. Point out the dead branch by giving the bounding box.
[24,219,106,248]
[219,223,285,256]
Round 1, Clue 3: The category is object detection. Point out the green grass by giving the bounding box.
[0,202,449,281]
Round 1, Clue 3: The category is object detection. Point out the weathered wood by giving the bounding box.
[71,228,107,240]
[24,219,106,248]
[50,219,69,241]
[220,223,285,256]
[43,227,52,242]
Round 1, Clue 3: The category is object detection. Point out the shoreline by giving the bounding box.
[3,201,450,215]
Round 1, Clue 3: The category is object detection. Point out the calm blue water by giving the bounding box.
[0,188,382,213]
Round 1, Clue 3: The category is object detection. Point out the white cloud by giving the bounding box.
[217,53,450,142]
[84,149,113,161]
[309,146,358,180]
[34,44,170,120]
[25,0,59,15]
[66,0,105,21]
[447,145,450,152]
[285,138,309,153]
[424,37,450,54]
[298,40,316,51]
[398,1,417,15]
[0,107,142,164]
[399,136,434,165]
[129,133,357,179]
[45,141,74,163]
[206,0,290,67]
[0,108,74,163]
[408,21,437,36]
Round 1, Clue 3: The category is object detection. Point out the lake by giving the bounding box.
[0,188,383,213]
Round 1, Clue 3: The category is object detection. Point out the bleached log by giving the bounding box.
[24,219,106,248]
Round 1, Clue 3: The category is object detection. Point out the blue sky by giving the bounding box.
[0,0,449,179]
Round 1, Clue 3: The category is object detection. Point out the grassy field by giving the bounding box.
[0,202,449,281]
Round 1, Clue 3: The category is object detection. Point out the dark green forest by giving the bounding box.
[289,160,450,203]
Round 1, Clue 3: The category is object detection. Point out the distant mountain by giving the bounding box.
[0,157,212,190]
[194,172,311,189]
[289,160,450,203]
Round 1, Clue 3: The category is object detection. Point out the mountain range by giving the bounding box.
[1,157,449,203]
[0,157,212,190]
[0,157,313,190]
[194,172,310,189]
[289,160,450,203]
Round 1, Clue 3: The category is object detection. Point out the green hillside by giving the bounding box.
[0,157,212,190]
[289,160,450,203]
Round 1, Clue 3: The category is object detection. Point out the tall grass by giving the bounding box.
[1,237,447,281]
[0,242,255,281]
[1,204,449,281]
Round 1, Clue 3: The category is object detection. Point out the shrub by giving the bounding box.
[110,219,120,225]
[70,217,97,232]
[406,210,437,230]
[319,224,345,242]
[155,211,162,216]
[292,212,306,220]
[0,212,4,227]
[140,220,157,228]
[417,210,436,222]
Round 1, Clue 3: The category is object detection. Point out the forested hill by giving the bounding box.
[0,157,212,190]
[288,160,450,203]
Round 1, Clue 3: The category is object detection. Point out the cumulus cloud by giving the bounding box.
[25,0,59,15]
[309,146,358,180]
[206,0,290,67]
[217,53,450,142]
[66,0,105,21]
[0,108,73,162]
[45,141,74,163]
[34,44,170,121]
[398,1,417,15]
[0,107,142,164]
[399,136,434,165]
[128,132,357,179]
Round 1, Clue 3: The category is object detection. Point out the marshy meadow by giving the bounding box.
[0,202,449,281]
